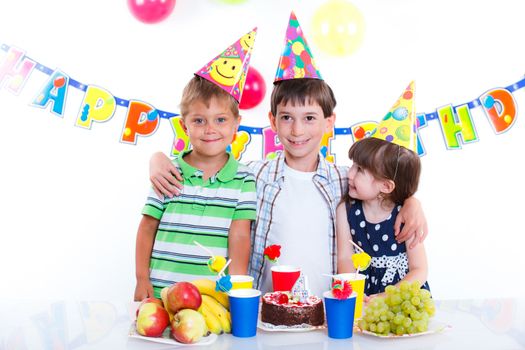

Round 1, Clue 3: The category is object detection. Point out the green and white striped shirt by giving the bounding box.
[142,151,257,297]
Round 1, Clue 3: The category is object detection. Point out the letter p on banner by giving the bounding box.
[120,100,160,144]
[75,86,116,129]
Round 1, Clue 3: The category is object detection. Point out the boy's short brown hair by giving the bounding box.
[348,137,421,206]
[270,78,336,118]
[180,75,239,118]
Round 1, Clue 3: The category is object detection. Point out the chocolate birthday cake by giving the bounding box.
[261,291,324,326]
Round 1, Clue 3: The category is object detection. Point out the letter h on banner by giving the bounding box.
[436,104,478,150]
[0,47,36,94]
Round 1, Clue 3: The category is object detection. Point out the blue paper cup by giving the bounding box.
[323,291,357,339]
[228,288,261,337]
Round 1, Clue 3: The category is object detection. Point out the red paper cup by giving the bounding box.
[271,265,301,291]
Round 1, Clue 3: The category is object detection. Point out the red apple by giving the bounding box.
[136,303,170,337]
[170,309,208,344]
[136,297,164,317]
[167,282,202,313]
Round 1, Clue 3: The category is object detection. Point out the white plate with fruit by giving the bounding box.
[355,319,451,338]
[354,282,450,338]
[131,280,231,346]
[129,321,218,346]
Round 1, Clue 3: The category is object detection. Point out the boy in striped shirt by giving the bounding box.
[134,30,258,300]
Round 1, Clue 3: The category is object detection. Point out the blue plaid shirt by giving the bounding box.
[246,152,349,289]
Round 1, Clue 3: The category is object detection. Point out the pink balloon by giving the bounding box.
[127,0,176,24]
[239,67,266,110]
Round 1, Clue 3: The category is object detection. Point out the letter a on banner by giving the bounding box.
[32,70,69,117]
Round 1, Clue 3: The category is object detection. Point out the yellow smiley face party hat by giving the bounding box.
[195,28,257,103]
[371,81,417,152]
[274,11,322,82]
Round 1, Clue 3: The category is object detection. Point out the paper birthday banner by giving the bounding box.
[1,42,521,161]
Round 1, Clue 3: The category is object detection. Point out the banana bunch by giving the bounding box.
[198,295,232,334]
[190,279,230,309]
[191,279,231,334]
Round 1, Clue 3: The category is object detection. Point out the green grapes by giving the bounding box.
[359,282,434,336]
[385,285,397,295]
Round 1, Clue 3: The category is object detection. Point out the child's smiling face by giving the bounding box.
[269,100,334,169]
[347,163,384,201]
[181,96,239,159]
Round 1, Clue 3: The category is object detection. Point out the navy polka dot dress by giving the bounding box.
[346,200,430,295]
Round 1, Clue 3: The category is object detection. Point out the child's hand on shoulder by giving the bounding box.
[150,152,183,198]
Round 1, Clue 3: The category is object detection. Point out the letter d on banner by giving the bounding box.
[480,88,517,134]
[75,86,116,129]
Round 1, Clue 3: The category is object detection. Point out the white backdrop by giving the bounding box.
[1,0,524,303]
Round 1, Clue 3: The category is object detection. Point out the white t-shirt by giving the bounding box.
[259,163,332,297]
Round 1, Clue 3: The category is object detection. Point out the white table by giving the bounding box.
[1,298,524,349]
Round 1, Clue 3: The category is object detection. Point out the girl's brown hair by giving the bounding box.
[346,137,421,206]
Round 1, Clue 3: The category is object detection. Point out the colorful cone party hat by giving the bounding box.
[274,12,322,82]
[195,27,257,102]
[371,81,417,152]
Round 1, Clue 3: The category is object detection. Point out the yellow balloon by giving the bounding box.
[311,0,366,56]
[217,0,248,4]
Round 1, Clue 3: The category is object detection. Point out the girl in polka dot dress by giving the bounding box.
[336,137,430,297]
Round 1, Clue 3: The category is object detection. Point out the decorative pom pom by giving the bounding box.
[351,252,371,270]
[263,244,281,262]
[216,275,232,292]
[208,255,227,273]
[332,279,353,300]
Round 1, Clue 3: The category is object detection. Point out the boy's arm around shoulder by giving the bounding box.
[395,196,429,248]
[149,151,183,198]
